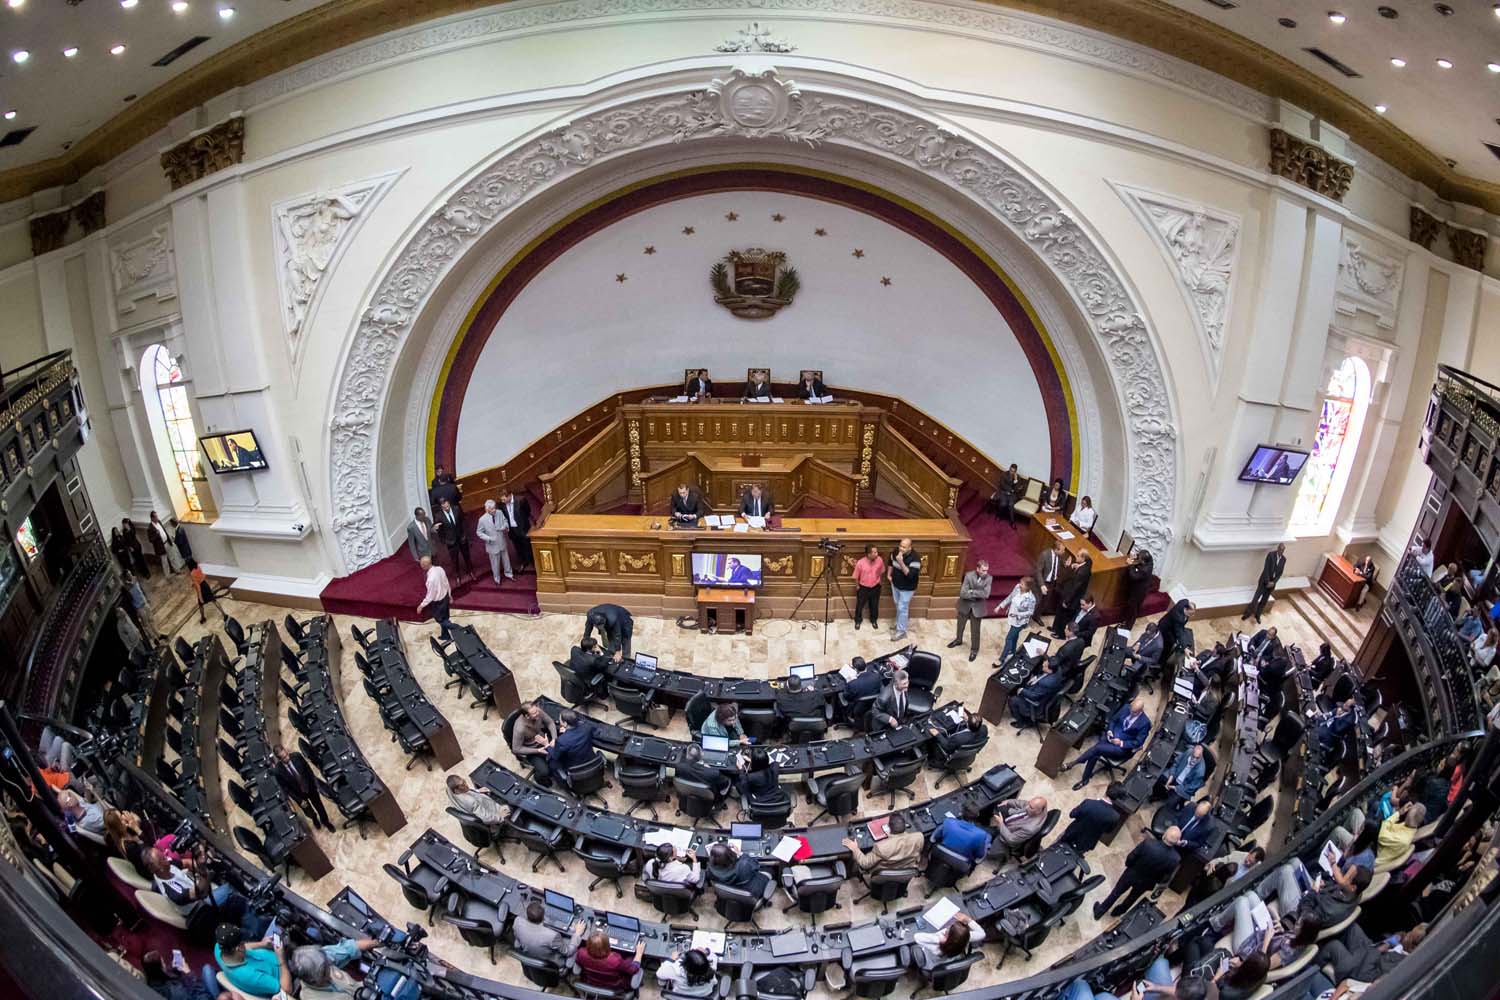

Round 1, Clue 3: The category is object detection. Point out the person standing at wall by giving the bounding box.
[851,544,885,631]
[888,537,922,642]
[1243,543,1286,623]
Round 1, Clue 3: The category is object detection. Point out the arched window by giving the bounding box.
[1291,356,1371,536]
[140,344,205,515]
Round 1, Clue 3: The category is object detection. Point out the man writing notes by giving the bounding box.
[948,559,992,662]
[671,483,706,524]
[684,369,712,399]
[888,537,922,642]
[1242,542,1286,623]
[501,488,533,572]
[1062,697,1151,790]
[741,370,773,400]
[739,484,773,519]
[475,500,514,584]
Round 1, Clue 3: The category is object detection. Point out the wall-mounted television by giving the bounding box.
[691,553,763,588]
[1238,445,1309,486]
[200,429,268,474]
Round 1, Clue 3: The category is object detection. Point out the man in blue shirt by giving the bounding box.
[1063,698,1151,790]
[930,803,992,863]
[1161,743,1206,805]
[548,709,599,772]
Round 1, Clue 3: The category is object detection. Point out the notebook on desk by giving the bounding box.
[866,815,891,841]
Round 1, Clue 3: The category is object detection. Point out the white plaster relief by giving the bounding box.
[271,171,400,365]
[1115,184,1239,387]
[1334,232,1403,330]
[715,21,797,53]
[327,70,1179,574]
[108,224,177,314]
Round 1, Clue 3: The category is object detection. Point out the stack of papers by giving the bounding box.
[805,395,835,404]
[745,516,767,529]
[838,664,859,681]
[690,931,726,954]
[945,706,966,724]
[769,397,785,403]
[921,897,962,930]
[642,828,694,853]
[1023,637,1051,658]
[1056,530,1076,540]
[733,523,749,533]
[703,514,727,528]
[669,395,690,403]
[1116,626,1132,640]
[771,836,801,862]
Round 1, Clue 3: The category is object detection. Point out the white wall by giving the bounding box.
[454,191,1054,478]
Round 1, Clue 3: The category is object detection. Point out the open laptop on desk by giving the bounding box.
[788,663,815,682]
[701,734,736,767]
[542,890,574,930]
[605,912,641,950]
[730,822,762,841]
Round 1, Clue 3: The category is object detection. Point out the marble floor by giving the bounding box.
[139,570,1370,997]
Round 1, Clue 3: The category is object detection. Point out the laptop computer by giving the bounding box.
[591,817,626,842]
[730,822,762,840]
[845,923,889,954]
[820,742,855,764]
[605,912,641,950]
[528,794,569,821]
[886,726,919,749]
[701,734,735,767]
[542,890,574,930]
[770,929,810,958]
[634,653,658,670]
[788,663,815,681]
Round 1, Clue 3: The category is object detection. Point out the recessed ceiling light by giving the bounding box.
[1490,63,1500,73]
[1434,2,1453,14]
[11,50,29,65]
[1378,5,1398,17]
[1390,57,1406,67]
[1374,104,1388,113]
[217,5,234,18]
[1436,58,1453,69]
[62,46,77,58]
[1328,10,1346,24]
[1277,17,1298,28]
[120,0,137,7]
[110,43,126,55]
[2,110,15,121]
[5,0,23,9]
[172,0,189,10]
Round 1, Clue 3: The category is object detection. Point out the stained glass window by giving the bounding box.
[1292,356,1369,534]
[143,344,203,514]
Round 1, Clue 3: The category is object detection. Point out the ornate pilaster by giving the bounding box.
[1268,128,1354,202]
[857,420,877,512]
[73,191,106,235]
[626,417,643,503]
[160,116,246,190]
[28,210,70,256]
[1409,207,1443,250]
[1448,226,1488,272]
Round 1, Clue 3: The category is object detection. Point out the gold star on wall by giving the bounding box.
[852,249,865,258]
[643,246,656,255]
[616,273,628,283]
[725,211,739,221]
[814,228,827,236]
[682,226,695,235]
[771,212,786,222]
[880,276,892,286]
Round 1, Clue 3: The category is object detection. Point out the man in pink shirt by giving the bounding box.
[851,544,885,630]
[417,555,454,640]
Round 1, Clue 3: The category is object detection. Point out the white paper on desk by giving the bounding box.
[1116,627,1132,640]
[745,516,767,529]
[691,931,726,954]
[770,397,784,403]
[922,897,961,930]
[669,395,690,403]
[1045,521,1061,532]
[1236,634,1251,651]
[733,522,750,533]
[643,828,694,853]
[1056,530,1076,540]
[771,836,800,862]
[1023,637,1050,658]
[946,706,965,724]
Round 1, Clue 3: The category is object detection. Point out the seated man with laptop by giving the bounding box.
[674,743,732,803]
[775,667,822,722]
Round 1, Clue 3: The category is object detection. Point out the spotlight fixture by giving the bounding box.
[2,110,15,121]
[1490,63,1500,73]
[1436,58,1453,69]
[172,0,188,10]
[11,49,29,64]
[1377,5,1398,17]
[1328,10,1346,24]
[1277,17,1297,27]
[1390,57,1406,67]
[5,0,23,9]
[62,46,78,57]
[120,0,137,7]
[109,43,126,55]
[1374,104,1388,113]
[1434,2,1453,14]
[217,5,233,18]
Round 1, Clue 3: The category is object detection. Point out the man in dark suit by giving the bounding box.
[584,603,634,659]
[548,710,599,774]
[929,710,986,754]
[429,465,462,509]
[1243,542,1286,622]
[273,746,333,832]
[1062,698,1151,790]
[1010,661,1067,727]
[1122,549,1154,629]
[738,484,774,519]
[1174,799,1222,859]
[839,657,884,725]
[774,673,822,722]
[1058,795,1122,854]
[435,498,473,580]
[1034,541,1064,617]
[1123,623,1164,671]
[675,743,731,803]
[1068,595,1101,647]
[1049,623,1088,679]
[170,517,193,565]
[797,372,827,399]
[568,637,612,687]
[684,369,713,399]
[741,371,773,400]
[1093,826,1182,918]
[670,484,706,524]
[869,669,911,730]
[989,464,1022,526]
[498,488,533,572]
[1247,626,1282,664]
[224,435,266,469]
[1051,553,1092,637]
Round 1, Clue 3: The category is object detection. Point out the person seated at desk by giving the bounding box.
[843,655,885,704]
[213,925,284,1000]
[1009,660,1066,728]
[913,912,986,965]
[286,937,379,996]
[988,796,1049,864]
[1174,799,1223,858]
[1061,698,1150,791]
[930,803,992,864]
[1123,622,1164,670]
[568,636,614,687]
[738,483,774,520]
[670,484,707,524]
[1159,744,1206,806]
[675,743,732,803]
[738,746,780,800]
[1314,698,1358,754]
[511,700,559,786]
[841,812,924,872]
[513,900,585,964]
[1246,626,1282,664]
[549,709,599,773]
[583,603,634,659]
[870,668,911,730]
[707,841,771,897]
[1040,478,1067,513]
[446,775,506,826]
[1063,595,1101,648]
[1070,496,1098,537]
[575,929,646,991]
[703,703,748,745]
[930,710,986,753]
[645,843,701,886]
[684,369,713,400]
[741,372,773,400]
[775,673,822,721]
[656,948,718,998]
[797,372,827,400]
[1047,622,1088,678]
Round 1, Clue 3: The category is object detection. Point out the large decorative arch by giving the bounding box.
[327,67,1179,574]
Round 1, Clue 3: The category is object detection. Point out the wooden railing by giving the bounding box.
[874,415,962,517]
[794,457,861,512]
[536,418,627,513]
[637,456,704,512]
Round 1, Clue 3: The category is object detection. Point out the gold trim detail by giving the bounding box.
[764,554,794,575]
[537,549,555,574]
[671,552,686,577]
[617,551,657,573]
[943,553,959,579]
[627,418,642,487]
[568,550,605,571]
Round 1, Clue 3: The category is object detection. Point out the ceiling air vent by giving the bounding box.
[1201,0,1237,8]
[152,36,211,68]
[1304,48,1362,78]
[0,127,36,148]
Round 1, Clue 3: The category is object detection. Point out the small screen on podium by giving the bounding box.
[692,553,763,588]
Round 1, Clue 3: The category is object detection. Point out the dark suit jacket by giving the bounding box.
[1015,669,1066,716]
[1049,637,1087,677]
[932,726,986,756]
[1061,798,1120,853]
[676,758,731,797]
[549,722,597,771]
[1125,556,1153,599]
[1072,608,1100,646]
[844,670,884,703]
[1105,707,1151,751]
[173,526,193,562]
[584,604,633,644]
[775,687,822,720]
[430,477,462,510]
[994,471,1021,502]
[738,492,775,518]
[670,491,706,519]
[436,507,467,548]
[568,646,608,685]
[870,686,910,729]
[684,376,713,397]
[742,380,773,399]
[1259,550,1286,587]
[274,753,317,800]
[1174,807,1222,855]
[1057,563,1092,607]
[797,379,827,399]
[1124,837,1180,883]
[1035,549,1062,588]
[739,764,781,801]
[502,495,532,535]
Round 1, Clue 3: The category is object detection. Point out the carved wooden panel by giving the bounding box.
[568,550,607,571]
[616,551,658,574]
[764,554,795,576]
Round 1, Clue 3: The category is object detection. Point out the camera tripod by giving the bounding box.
[789,541,854,653]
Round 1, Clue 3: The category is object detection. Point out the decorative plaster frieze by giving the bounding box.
[715,21,796,53]
[327,70,1179,574]
[271,171,400,363]
[1334,232,1403,329]
[1115,184,1239,386]
[108,224,176,314]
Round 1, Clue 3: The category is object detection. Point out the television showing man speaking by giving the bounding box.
[200,429,269,473]
[691,553,763,588]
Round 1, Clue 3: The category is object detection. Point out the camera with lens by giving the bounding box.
[817,537,843,553]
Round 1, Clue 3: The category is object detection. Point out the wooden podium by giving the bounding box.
[698,586,756,634]
[1317,554,1365,610]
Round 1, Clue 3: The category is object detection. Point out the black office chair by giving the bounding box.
[914,949,982,997]
[616,759,669,820]
[279,678,303,707]
[218,683,241,710]
[281,646,307,683]
[320,778,371,840]
[853,866,917,912]
[218,709,242,739]
[779,861,845,927]
[843,945,910,998]
[224,617,248,655]
[349,624,373,649]
[871,751,923,807]
[608,682,658,729]
[643,877,701,922]
[354,650,376,678]
[1012,808,1060,866]
[807,766,864,825]
[441,895,502,964]
[553,659,608,710]
[432,636,462,689]
[739,706,777,743]
[743,789,793,829]
[227,780,257,817]
[904,651,943,715]
[1254,714,1305,777]
[674,776,723,823]
[684,691,714,737]
[446,806,506,863]
[392,723,433,771]
[217,739,243,775]
[931,735,987,789]
[733,967,814,1000]
[924,843,975,890]
[561,753,612,810]
[165,725,183,755]
[506,814,570,873]
[578,837,635,898]
[712,880,771,930]
[282,614,307,648]
[287,706,310,735]
[382,858,452,922]
[155,758,179,785]
[515,952,569,991]
[173,636,197,668]
[787,714,828,744]
[232,827,286,880]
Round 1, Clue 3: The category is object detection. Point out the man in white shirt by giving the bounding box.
[1412,540,1435,578]
[1070,496,1097,536]
[416,555,454,640]
[446,775,506,826]
[474,500,514,584]
[994,577,1037,665]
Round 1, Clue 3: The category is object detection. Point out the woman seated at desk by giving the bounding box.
[1041,479,1067,513]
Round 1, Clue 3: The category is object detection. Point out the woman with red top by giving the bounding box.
[575,929,644,991]
[851,544,886,630]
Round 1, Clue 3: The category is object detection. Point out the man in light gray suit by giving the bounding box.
[475,499,514,584]
[406,507,436,563]
[948,559,992,661]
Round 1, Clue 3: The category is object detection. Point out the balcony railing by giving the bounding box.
[19,538,118,720]
[1392,555,1482,735]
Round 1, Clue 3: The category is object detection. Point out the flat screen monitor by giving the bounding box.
[730,822,763,839]
[543,889,573,912]
[634,653,657,670]
[14,517,39,561]
[701,734,730,754]
[691,552,762,588]
[1237,445,1309,486]
[788,663,815,681]
[200,429,269,473]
